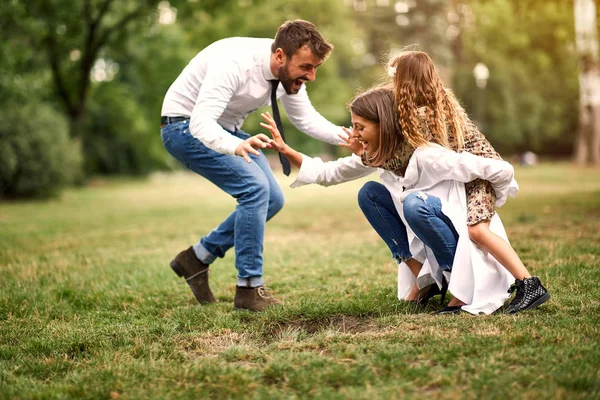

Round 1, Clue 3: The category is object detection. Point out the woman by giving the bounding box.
[382,50,549,314]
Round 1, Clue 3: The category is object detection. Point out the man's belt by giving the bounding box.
[160,116,190,125]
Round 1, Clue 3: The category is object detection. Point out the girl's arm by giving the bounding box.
[260,112,375,187]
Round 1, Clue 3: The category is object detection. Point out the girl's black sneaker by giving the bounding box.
[504,276,550,314]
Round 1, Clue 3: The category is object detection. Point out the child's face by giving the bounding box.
[351,112,380,155]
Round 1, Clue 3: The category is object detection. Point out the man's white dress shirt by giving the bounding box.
[161,37,343,155]
[291,144,519,315]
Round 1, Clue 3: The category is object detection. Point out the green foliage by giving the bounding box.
[351,0,453,65]
[453,0,580,155]
[92,19,197,173]
[1,0,597,199]
[352,0,583,156]
[82,83,167,176]
[0,103,82,199]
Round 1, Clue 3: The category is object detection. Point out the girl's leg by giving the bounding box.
[468,222,531,280]
[469,221,550,314]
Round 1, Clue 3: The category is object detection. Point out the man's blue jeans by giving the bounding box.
[161,120,284,287]
[357,181,458,271]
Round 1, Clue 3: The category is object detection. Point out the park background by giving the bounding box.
[2,0,600,198]
[1,0,600,399]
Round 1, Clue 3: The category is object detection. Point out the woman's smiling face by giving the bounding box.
[351,111,380,155]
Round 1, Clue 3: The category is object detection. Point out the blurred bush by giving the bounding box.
[82,83,168,176]
[0,103,83,199]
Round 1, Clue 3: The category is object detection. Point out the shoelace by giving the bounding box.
[257,286,275,299]
[508,280,526,304]
[186,268,209,282]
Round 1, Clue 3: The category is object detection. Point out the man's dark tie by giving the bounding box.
[270,80,291,176]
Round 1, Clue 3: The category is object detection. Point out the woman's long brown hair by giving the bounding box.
[349,86,403,167]
[389,50,467,151]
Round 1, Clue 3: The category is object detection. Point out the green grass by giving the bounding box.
[1,163,599,399]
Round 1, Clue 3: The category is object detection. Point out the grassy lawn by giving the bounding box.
[1,163,599,399]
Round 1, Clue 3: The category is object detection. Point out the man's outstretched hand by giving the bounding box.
[234,134,273,163]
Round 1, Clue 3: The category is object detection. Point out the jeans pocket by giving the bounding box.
[161,122,180,135]
[162,128,185,159]
[162,135,174,153]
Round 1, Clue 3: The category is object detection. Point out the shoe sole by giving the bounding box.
[505,292,551,314]
[434,306,463,315]
[233,304,281,312]
[524,292,551,311]
[234,306,260,312]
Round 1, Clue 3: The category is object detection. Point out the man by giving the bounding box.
[160,20,344,311]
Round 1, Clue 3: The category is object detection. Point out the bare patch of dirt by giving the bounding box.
[264,315,381,341]
[176,330,254,358]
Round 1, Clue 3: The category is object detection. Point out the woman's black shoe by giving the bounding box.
[434,305,463,315]
[417,277,449,306]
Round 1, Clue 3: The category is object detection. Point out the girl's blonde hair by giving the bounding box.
[349,85,403,167]
[388,50,466,151]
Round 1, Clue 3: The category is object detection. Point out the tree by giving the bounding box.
[451,0,579,155]
[348,0,453,67]
[574,0,600,165]
[10,0,162,138]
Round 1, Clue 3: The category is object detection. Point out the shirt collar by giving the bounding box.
[262,43,277,81]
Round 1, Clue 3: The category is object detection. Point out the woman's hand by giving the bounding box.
[260,112,287,153]
[234,134,272,163]
[259,111,303,169]
[338,127,364,156]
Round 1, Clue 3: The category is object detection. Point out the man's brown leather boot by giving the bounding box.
[170,247,216,304]
[234,286,282,311]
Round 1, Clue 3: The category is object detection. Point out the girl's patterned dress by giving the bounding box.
[366,116,502,226]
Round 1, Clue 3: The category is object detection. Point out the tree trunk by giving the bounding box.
[68,111,86,141]
[574,69,600,165]
[574,106,589,164]
[591,104,600,164]
[574,0,600,165]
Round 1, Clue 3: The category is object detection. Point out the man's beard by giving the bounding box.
[278,65,304,95]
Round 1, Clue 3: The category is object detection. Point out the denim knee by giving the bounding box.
[239,175,270,206]
[358,181,386,210]
[403,192,434,224]
[267,185,285,219]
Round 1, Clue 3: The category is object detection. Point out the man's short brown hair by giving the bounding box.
[271,20,333,60]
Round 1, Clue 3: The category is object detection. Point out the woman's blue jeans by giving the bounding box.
[357,181,458,271]
[161,120,284,287]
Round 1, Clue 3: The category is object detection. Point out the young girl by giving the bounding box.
[261,86,521,315]
[381,50,550,314]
